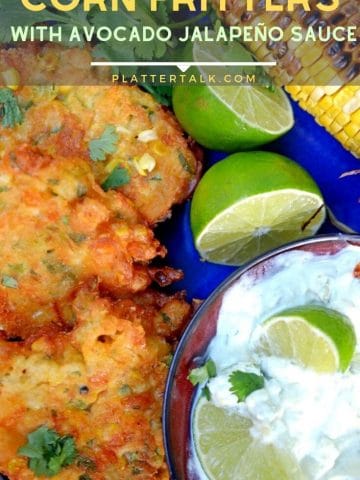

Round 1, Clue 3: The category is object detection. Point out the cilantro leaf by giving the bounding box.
[0,88,23,128]
[178,152,194,174]
[188,359,217,386]
[141,85,173,107]
[228,371,265,403]
[89,125,118,162]
[76,455,96,471]
[1,275,18,289]
[102,166,130,191]
[18,426,77,477]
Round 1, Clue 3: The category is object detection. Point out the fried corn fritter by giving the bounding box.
[2,84,201,224]
[62,86,202,224]
[0,46,199,479]
[0,150,167,337]
[0,79,200,336]
[0,44,109,86]
[0,286,191,480]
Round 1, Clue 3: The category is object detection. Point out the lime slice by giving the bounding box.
[190,152,325,266]
[193,397,305,480]
[172,40,294,151]
[252,305,356,373]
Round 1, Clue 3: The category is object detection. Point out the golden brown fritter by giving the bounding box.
[0,44,202,224]
[62,85,202,224]
[0,147,167,337]
[0,52,199,479]
[0,43,109,86]
[0,77,201,336]
[0,286,191,480]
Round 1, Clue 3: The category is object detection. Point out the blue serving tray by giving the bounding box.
[158,98,360,300]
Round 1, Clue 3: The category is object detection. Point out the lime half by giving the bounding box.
[172,40,294,151]
[252,305,356,373]
[190,152,325,266]
[193,398,305,480]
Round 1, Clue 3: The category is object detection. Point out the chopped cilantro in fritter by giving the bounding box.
[0,88,23,128]
[18,426,77,477]
[102,166,130,191]
[178,152,194,174]
[1,275,18,289]
[89,125,119,162]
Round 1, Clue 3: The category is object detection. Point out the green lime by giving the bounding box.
[252,305,356,373]
[172,41,294,151]
[193,397,305,480]
[190,152,325,266]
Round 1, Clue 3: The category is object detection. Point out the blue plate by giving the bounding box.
[158,98,360,300]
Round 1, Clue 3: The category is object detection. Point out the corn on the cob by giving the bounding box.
[213,0,360,158]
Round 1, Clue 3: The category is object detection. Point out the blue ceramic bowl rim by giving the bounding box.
[163,232,360,479]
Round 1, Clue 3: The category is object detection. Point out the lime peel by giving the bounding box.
[253,305,357,373]
[191,152,325,266]
[172,40,294,151]
[193,398,304,480]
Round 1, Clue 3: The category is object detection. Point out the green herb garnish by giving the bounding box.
[68,399,90,411]
[163,353,174,367]
[89,125,118,162]
[178,152,194,174]
[1,275,18,289]
[124,451,139,463]
[76,184,88,198]
[101,166,130,191]
[69,232,87,244]
[118,384,132,397]
[18,426,77,477]
[0,88,23,128]
[141,85,173,107]
[229,370,265,403]
[203,385,211,401]
[76,455,96,471]
[150,174,162,182]
[8,263,25,274]
[161,312,172,324]
[188,359,217,386]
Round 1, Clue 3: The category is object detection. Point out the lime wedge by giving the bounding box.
[193,398,305,480]
[172,40,294,151]
[190,152,325,266]
[252,305,356,373]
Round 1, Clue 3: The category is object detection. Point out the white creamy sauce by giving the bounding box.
[194,245,360,480]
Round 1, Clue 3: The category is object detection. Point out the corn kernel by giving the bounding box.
[334,112,350,127]
[115,224,130,238]
[105,157,121,173]
[151,140,168,156]
[343,97,360,115]
[318,95,333,111]
[1,68,21,90]
[335,130,349,145]
[344,122,359,138]
[138,129,158,143]
[352,110,360,125]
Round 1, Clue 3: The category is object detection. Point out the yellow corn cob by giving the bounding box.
[213,0,360,158]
